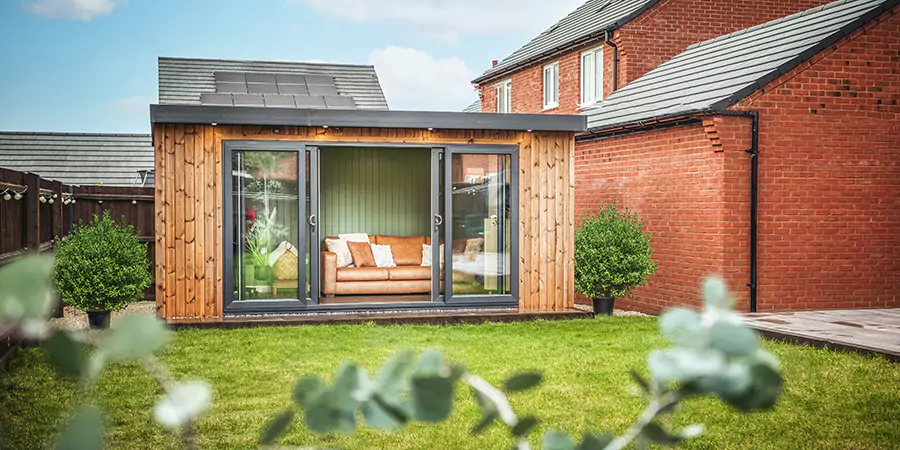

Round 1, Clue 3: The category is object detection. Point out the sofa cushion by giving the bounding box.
[348,241,376,268]
[388,266,431,281]
[375,236,426,266]
[336,267,390,282]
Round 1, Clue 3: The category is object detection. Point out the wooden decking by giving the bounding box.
[169,308,591,329]
[744,309,900,362]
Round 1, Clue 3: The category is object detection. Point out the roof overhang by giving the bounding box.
[150,104,587,133]
[578,109,760,140]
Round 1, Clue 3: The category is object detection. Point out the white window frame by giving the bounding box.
[495,79,512,113]
[580,46,604,107]
[542,62,559,110]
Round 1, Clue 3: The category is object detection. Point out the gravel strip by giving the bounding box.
[573,303,650,317]
[50,302,157,331]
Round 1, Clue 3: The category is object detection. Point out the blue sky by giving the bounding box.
[0,0,583,133]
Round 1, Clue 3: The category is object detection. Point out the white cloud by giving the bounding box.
[109,96,154,116]
[368,46,476,111]
[292,0,584,41]
[25,0,122,21]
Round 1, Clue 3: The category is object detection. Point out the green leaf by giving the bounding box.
[293,375,325,408]
[376,350,415,396]
[709,322,759,357]
[330,363,368,413]
[363,392,409,431]
[415,349,445,377]
[648,348,726,384]
[0,254,55,321]
[511,416,539,437]
[260,410,294,446]
[576,433,615,450]
[101,314,170,361]
[410,375,454,422]
[470,387,499,435]
[721,362,783,412]
[659,308,707,348]
[696,362,751,396]
[55,406,103,450]
[542,430,577,450]
[504,372,543,392]
[44,331,86,379]
[680,424,704,439]
[641,422,682,446]
[702,277,731,310]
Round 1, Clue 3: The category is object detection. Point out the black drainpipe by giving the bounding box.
[604,30,619,92]
[746,111,759,312]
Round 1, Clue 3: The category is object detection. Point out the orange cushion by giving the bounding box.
[388,266,431,281]
[375,236,426,266]
[348,241,376,268]
[336,267,390,282]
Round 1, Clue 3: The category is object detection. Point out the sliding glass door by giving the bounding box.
[441,145,518,305]
[223,142,319,312]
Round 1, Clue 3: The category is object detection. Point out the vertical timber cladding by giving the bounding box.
[153,125,576,320]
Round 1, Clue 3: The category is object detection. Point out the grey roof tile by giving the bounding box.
[463,98,482,113]
[473,0,659,84]
[584,0,896,131]
[0,132,153,186]
[159,57,388,110]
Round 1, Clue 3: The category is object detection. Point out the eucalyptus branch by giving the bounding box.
[461,373,531,450]
[605,390,683,450]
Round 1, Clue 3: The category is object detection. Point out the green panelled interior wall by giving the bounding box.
[320,147,430,238]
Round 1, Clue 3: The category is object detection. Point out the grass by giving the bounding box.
[1,317,898,449]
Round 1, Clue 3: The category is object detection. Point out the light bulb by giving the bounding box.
[132,200,137,205]
[39,196,46,203]
[14,193,22,200]
[3,193,10,201]
[98,200,103,204]
[71,199,76,204]
[52,194,58,199]
[48,198,54,204]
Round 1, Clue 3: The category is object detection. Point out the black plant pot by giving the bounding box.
[51,294,64,319]
[87,310,111,330]
[592,297,615,316]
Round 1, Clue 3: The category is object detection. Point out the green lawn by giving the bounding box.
[1,317,898,449]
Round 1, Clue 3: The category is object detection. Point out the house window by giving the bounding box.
[543,62,559,110]
[496,80,512,113]
[581,47,603,106]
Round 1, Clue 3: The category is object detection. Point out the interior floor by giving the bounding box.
[319,294,431,305]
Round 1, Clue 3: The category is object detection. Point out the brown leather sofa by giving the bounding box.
[321,235,433,296]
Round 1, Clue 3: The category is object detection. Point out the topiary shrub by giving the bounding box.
[575,204,657,299]
[53,210,151,312]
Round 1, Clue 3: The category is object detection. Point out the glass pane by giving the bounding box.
[594,50,603,100]
[582,53,593,103]
[450,153,511,296]
[231,150,301,301]
[305,151,311,299]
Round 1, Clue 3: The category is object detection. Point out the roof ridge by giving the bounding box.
[685,0,855,51]
[158,56,376,69]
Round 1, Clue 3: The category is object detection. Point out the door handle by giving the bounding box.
[434,213,444,230]
[308,214,317,231]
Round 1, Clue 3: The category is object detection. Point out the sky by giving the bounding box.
[0,0,584,133]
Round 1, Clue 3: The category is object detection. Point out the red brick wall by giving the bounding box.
[575,118,751,313]
[727,8,900,311]
[617,0,830,85]
[476,0,830,114]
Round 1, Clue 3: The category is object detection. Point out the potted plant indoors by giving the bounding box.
[245,208,283,286]
[53,211,151,329]
[575,204,657,315]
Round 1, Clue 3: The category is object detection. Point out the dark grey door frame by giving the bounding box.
[222,140,313,313]
[442,145,520,305]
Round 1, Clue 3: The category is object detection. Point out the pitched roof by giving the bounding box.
[463,99,482,113]
[584,0,897,132]
[158,57,389,110]
[472,0,659,84]
[0,132,153,187]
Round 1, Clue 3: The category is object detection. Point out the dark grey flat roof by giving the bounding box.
[584,0,896,132]
[473,0,659,84]
[150,104,586,132]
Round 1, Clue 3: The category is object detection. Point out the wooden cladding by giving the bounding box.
[154,124,575,320]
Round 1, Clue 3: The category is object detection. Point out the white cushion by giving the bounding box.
[324,238,353,268]
[370,244,396,268]
[421,244,444,267]
[339,233,370,243]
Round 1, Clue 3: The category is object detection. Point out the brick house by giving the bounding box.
[578,0,900,313]
[471,0,832,115]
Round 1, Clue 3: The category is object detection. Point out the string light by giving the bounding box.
[2,190,10,201]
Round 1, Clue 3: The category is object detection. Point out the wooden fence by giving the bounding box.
[0,167,154,369]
